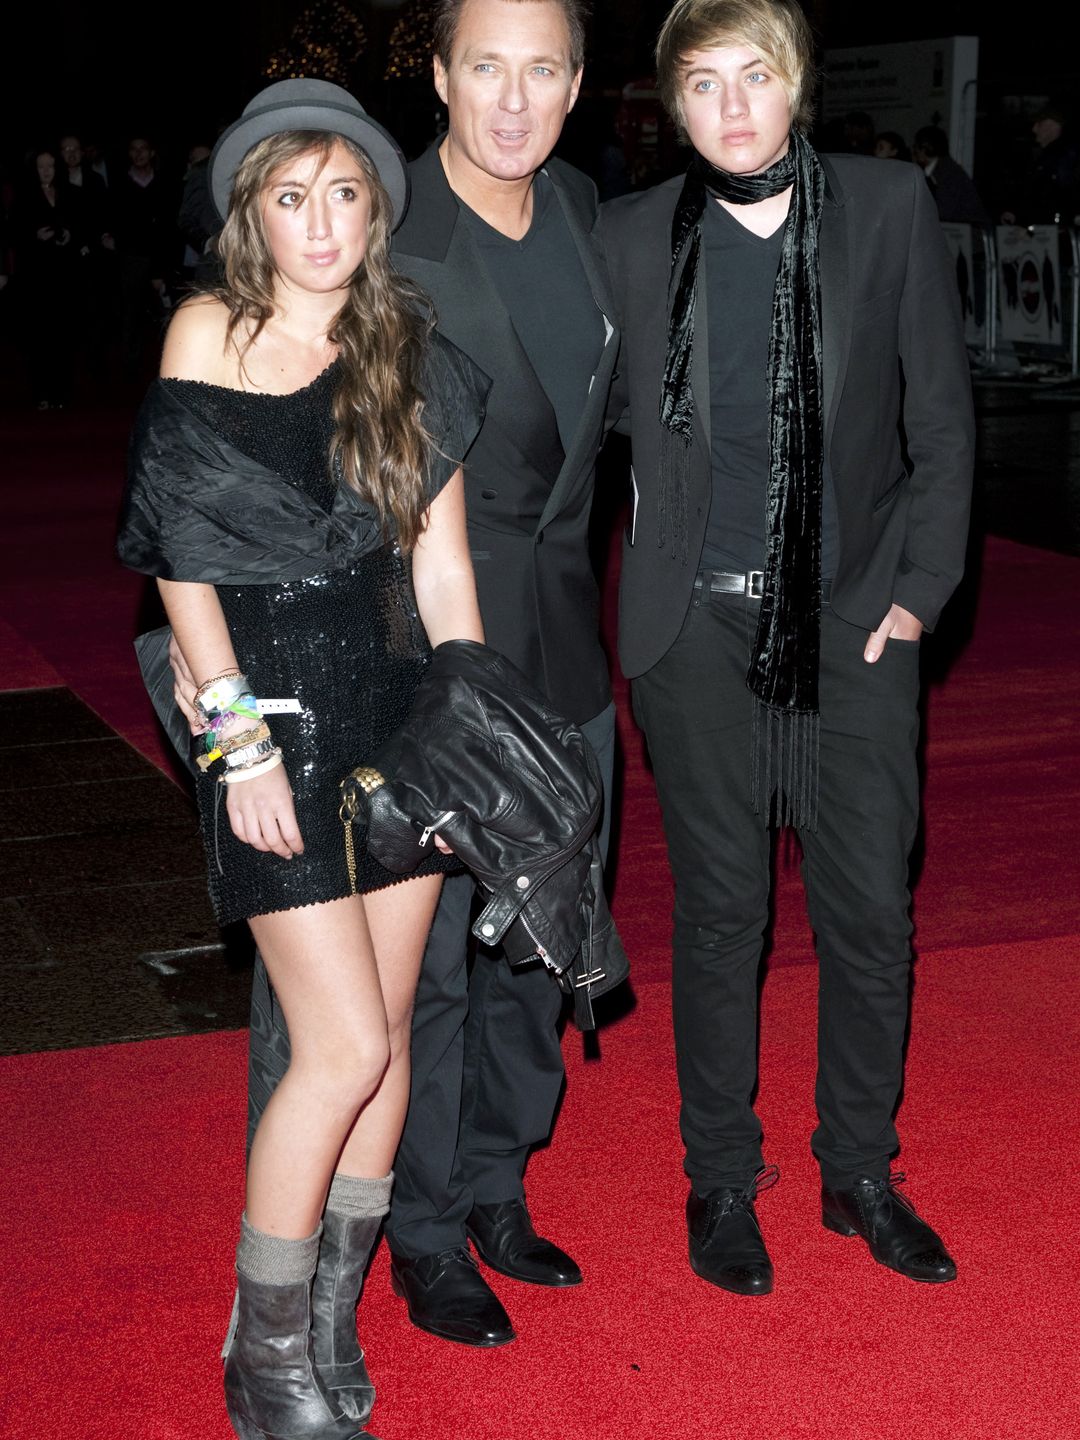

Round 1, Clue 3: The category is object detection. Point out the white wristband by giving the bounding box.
[221,750,284,785]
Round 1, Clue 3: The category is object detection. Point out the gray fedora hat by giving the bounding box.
[209,78,409,229]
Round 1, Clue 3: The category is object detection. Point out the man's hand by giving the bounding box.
[168,635,204,732]
[864,603,923,663]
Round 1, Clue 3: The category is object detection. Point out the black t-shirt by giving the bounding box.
[460,171,604,453]
[701,197,837,579]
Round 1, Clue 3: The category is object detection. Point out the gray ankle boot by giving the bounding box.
[311,1212,381,1423]
[224,1227,369,1440]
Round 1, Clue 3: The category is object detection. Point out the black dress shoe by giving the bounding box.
[389,1247,516,1347]
[686,1166,778,1296]
[467,1199,583,1287]
[821,1173,957,1283]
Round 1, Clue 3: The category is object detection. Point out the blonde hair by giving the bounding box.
[656,0,817,138]
[214,130,435,551]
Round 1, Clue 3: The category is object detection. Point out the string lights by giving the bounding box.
[385,0,437,80]
[263,2,368,85]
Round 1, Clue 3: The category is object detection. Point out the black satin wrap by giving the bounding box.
[118,332,490,585]
[340,640,629,1030]
[661,134,826,827]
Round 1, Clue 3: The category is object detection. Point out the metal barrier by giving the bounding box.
[938,221,1080,378]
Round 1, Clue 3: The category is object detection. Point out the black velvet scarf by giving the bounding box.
[660,131,826,827]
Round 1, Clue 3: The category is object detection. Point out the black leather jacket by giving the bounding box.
[340,640,629,1029]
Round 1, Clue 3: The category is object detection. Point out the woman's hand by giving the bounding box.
[226,764,305,859]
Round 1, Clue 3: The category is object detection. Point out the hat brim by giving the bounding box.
[209,98,409,230]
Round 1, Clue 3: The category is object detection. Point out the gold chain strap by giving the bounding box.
[339,768,386,896]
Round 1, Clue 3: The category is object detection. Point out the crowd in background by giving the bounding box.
[1,97,1077,411]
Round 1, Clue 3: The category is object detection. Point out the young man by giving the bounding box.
[601,0,972,1294]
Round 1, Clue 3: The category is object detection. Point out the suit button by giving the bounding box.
[482,488,497,499]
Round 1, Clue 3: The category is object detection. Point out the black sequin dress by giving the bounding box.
[147,351,481,925]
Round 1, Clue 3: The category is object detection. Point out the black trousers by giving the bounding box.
[245,703,616,1258]
[385,701,616,1257]
[632,589,921,1193]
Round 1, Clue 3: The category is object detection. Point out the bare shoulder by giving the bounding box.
[159,295,238,383]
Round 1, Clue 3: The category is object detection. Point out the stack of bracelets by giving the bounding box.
[193,670,284,784]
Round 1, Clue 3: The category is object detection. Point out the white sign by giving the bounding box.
[939,223,986,348]
[995,226,1064,349]
[821,37,979,173]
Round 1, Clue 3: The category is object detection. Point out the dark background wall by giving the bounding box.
[2,1,1075,187]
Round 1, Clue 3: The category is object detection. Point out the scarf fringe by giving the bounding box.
[751,700,820,831]
[658,432,691,559]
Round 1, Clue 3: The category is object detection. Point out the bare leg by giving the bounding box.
[244,875,441,1239]
[336,877,442,1179]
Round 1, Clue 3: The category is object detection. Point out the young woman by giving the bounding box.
[118,80,488,1440]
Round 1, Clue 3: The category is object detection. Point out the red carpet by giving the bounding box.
[4,936,1079,1439]
[3,405,1080,1437]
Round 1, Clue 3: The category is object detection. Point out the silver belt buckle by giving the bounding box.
[746,570,765,598]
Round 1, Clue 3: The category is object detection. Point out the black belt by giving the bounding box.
[695,570,832,600]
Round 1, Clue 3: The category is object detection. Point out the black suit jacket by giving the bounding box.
[600,153,974,680]
[394,143,619,723]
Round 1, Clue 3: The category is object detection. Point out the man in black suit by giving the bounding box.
[601,0,971,1295]
[380,0,619,1346]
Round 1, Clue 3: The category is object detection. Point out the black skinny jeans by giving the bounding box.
[632,586,921,1193]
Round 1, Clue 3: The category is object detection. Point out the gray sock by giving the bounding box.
[326,1171,393,1220]
[236,1214,322,1285]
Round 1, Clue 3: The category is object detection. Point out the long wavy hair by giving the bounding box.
[214,130,434,550]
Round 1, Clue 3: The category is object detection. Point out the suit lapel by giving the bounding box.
[397,147,564,487]
[818,158,850,452]
[536,167,620,532]
[435,220,561,457]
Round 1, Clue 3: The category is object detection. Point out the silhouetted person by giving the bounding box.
[1001,105,1079,226]
[16,149,84,408]
[177,141,222,288]
[59,134,110,245]
[842,110,875,155]
[874,131,910,162]
[912,126,990,227]
[112,135,174,378]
